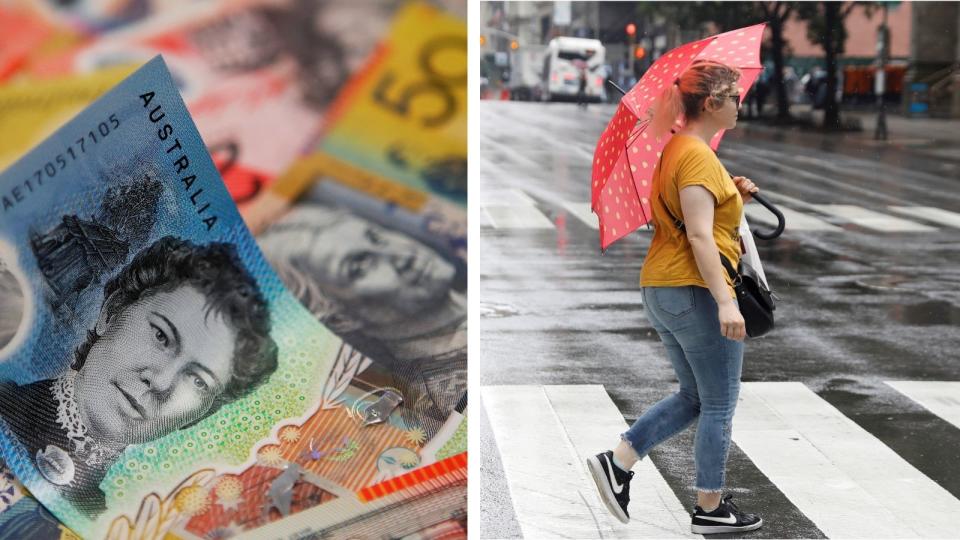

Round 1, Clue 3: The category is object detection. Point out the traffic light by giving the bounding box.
[634,46,646,59]
[626,23,636,37]
[480,35,486,47]
[510,40,519,50]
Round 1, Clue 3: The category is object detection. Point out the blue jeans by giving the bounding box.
[621,286,744,492]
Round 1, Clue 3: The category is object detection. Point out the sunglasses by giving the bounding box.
[723,93,741,108]
[703,94,741,112]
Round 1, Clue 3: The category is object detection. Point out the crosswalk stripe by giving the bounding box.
[505,188,540,207]
[482,205,555,229]
[744,204,842,232]
[811,204,937,232]
[734,382,960,538]
[479,206,494,228]
[561,202,600,230]
[886,206,960,229]
[543,386,697,538]
[885,381,960,430]
[485,190,957,235]
[482,385,695,539]
[481,385,620,539]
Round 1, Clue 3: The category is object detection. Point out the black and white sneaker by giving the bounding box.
[586,450,634,524]
[691,494,763,534]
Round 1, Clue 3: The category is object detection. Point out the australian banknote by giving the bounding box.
[0,6,85,82]
[0,66,135,172]
[6,0,205,35]
[0,460,80,539]
[28,0,403,206]
[319,2,467,206]
[248,152,467,447]
[0,56,464,539]
[240,153,468,540]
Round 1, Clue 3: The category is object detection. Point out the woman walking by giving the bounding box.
[586,60,763,535]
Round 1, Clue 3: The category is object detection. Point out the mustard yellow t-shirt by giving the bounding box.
[639,134,743,297]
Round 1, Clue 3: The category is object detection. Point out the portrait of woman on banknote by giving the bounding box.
[0,236,278,518]
[0,252,25,353]
[259,204,466,441]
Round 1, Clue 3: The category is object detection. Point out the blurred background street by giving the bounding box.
[477,2,960,538]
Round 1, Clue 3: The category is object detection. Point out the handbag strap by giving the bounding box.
[653,149,687,233]
[654,139,741,283]
[657,154,740,283]
[657,187,739,282]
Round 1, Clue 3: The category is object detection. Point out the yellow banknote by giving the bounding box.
[320,2,466,206]
[0,65,134,171]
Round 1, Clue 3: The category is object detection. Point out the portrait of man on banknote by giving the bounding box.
[260,203,466,440]
[0,235,278,518]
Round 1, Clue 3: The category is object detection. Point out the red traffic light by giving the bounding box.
[634,46,646,59]
[626,23,636,36]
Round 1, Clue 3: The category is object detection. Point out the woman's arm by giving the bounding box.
[679,185,746,341]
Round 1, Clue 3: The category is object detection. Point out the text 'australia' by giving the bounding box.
[140,91,218,231]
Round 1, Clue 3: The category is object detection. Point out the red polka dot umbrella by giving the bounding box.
[591,23,766,253]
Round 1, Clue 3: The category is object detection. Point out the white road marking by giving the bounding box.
[744,204,842,232]
[785,154,844,171]
[481,189,558,230]
[482,205,555,229]
[477,188,540,209]
[544,386,697,538]
[811,204,937,232]
[734,382,960,539]
[484,188,947,235]
[483,385,696,539]
[506,188,540,206]
[886,206,960,229]
[561,202,600,230]
[756,190,829,213]
[479,203,494,228]
[885,381,960,430]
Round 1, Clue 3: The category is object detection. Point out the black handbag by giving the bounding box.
[719,254,776,337]
[658,194,777,338]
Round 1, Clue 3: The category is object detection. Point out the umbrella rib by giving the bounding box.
[623,141,652,231]
[625,118,650,148]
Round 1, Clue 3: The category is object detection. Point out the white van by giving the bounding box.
[541,37,606,102]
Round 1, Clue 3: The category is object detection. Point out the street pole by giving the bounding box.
[874,3,889,141]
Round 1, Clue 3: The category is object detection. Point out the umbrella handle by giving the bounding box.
[749,192,785,240]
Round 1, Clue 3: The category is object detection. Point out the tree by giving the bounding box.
[758,2,800,122]
[795,2,879,130]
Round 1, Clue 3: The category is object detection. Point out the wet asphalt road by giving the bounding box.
[477,100,960,539]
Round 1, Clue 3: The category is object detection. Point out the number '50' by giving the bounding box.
[371,35,467,128]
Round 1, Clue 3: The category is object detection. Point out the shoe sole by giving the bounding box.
[691,517,763,534]
[585,455,629,524]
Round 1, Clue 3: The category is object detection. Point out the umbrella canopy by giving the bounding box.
[591,23,766,252]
